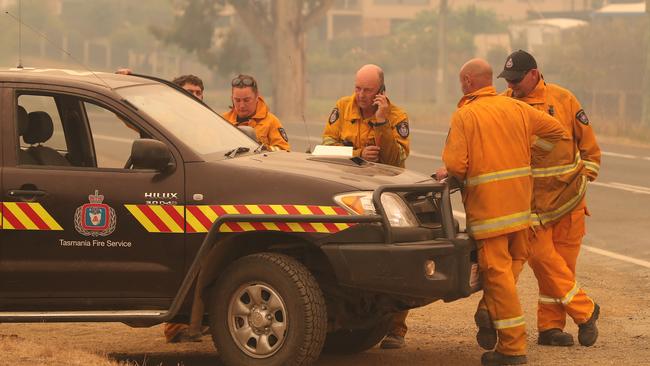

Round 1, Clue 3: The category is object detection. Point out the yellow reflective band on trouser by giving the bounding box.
[532,152,581,178]
[468,210,531,237]
[583,160,600,174]
[493,315,526,330]
[532,175,587,226]
[465,166,531,187]
[322,137,339,145]
[539,282,580,305]
[533,137,555,151]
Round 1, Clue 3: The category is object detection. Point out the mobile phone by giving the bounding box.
[372,84,386,112]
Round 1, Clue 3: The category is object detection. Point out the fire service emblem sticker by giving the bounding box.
[74,190,116,236]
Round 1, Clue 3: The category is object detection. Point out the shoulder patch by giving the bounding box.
[576,109,589,125]
[328,107,339,124]
[278,127,288,142]
[396,120,409,138]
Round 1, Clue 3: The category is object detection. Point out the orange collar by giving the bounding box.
[504,77,547,105]
[517,78,547,105]
[457,86,497,108]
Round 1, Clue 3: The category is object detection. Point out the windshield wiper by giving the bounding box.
[225,146,250,159]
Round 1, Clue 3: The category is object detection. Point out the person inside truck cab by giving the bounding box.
[221,74,290,152]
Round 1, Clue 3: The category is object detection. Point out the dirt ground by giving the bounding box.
[1,249,649,366]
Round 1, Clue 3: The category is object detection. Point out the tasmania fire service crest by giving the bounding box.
[74,190,116,236]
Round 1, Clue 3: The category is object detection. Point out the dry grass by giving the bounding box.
[0,334,136,366]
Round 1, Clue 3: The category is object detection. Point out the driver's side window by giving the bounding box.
[84,101,142,169]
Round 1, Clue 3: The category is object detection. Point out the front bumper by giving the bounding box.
[321,235,479,301]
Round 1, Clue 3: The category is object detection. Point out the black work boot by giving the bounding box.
[538,328,574,346]
[475,309,497,350]
[481,351,528,365]
[578,303,600,346]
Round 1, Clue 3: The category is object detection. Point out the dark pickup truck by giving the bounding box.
[0,68,479,365]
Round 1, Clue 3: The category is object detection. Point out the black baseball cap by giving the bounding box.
[497,50,537,80]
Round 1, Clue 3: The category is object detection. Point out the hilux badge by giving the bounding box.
[74,190,116,236]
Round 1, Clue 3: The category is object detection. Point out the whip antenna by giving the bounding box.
[17,0,22,68]
[4,9,112,89]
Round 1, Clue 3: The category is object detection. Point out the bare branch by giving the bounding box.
[303,0,335,31]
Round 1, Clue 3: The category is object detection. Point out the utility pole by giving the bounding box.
[435,0,448,110]
[642,0,650,126]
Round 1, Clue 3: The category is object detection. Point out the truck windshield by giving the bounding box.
[117,84,258,158]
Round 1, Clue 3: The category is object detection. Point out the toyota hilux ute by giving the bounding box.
[0,68,479,366]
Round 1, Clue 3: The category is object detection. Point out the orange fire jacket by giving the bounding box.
[504,79,601,226]
[322,93,410,167]
[222,97,290,151]
[443,86,566,240]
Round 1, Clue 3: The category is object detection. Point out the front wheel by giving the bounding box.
[208,253,327,366]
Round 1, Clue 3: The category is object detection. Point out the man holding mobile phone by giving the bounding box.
[322,64,410,168]
[322,64,411,349]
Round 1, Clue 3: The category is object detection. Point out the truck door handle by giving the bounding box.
[8,189,47,198]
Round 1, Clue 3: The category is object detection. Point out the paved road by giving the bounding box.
[282,121,650,264]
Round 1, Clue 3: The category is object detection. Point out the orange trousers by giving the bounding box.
[388,310,409,337]
[528,199,595,331]
[476,230,529,356]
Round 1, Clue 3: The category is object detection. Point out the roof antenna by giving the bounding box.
[17,0,22,69]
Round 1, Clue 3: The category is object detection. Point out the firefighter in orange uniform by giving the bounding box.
[498,50,601,347]
[322,64,410,168]
[223,74,290,151]
[437,58,566,365]
[322,64,410,349]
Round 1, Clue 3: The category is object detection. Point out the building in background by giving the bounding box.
[322,0,603,40]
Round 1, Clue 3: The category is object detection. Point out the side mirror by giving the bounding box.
[238,125,257,141]
[130,139,173,171]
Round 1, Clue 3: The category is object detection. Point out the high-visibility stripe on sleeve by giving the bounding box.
[532,175,587,226]
[583,160,600,174]
[532,152,581,178]
[493,315,525,330]
[465,166,531,187]
[468,210,530,237]
[322,137,339,145]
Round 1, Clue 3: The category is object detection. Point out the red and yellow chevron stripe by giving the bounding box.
[125,204,352,234]
[125,204,185,233]
[1,202,63,230]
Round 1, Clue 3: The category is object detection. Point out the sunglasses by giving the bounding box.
[505,70,531,84]
[231,76,257,88]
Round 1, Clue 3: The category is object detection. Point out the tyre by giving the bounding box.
[322,314,392,354]
[208,252,327,366]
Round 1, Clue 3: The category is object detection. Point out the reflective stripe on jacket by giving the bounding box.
[505,79,601,226]
[223,96,290,151]
[322,93,410,167]
[443,86,566,240]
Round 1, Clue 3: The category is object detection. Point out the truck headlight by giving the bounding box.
[334,191,419,227]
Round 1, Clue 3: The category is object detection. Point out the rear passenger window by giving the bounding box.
[18,95,68,154]
[15,92,149,170]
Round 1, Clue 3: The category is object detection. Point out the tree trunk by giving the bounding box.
[270,1,305,123]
